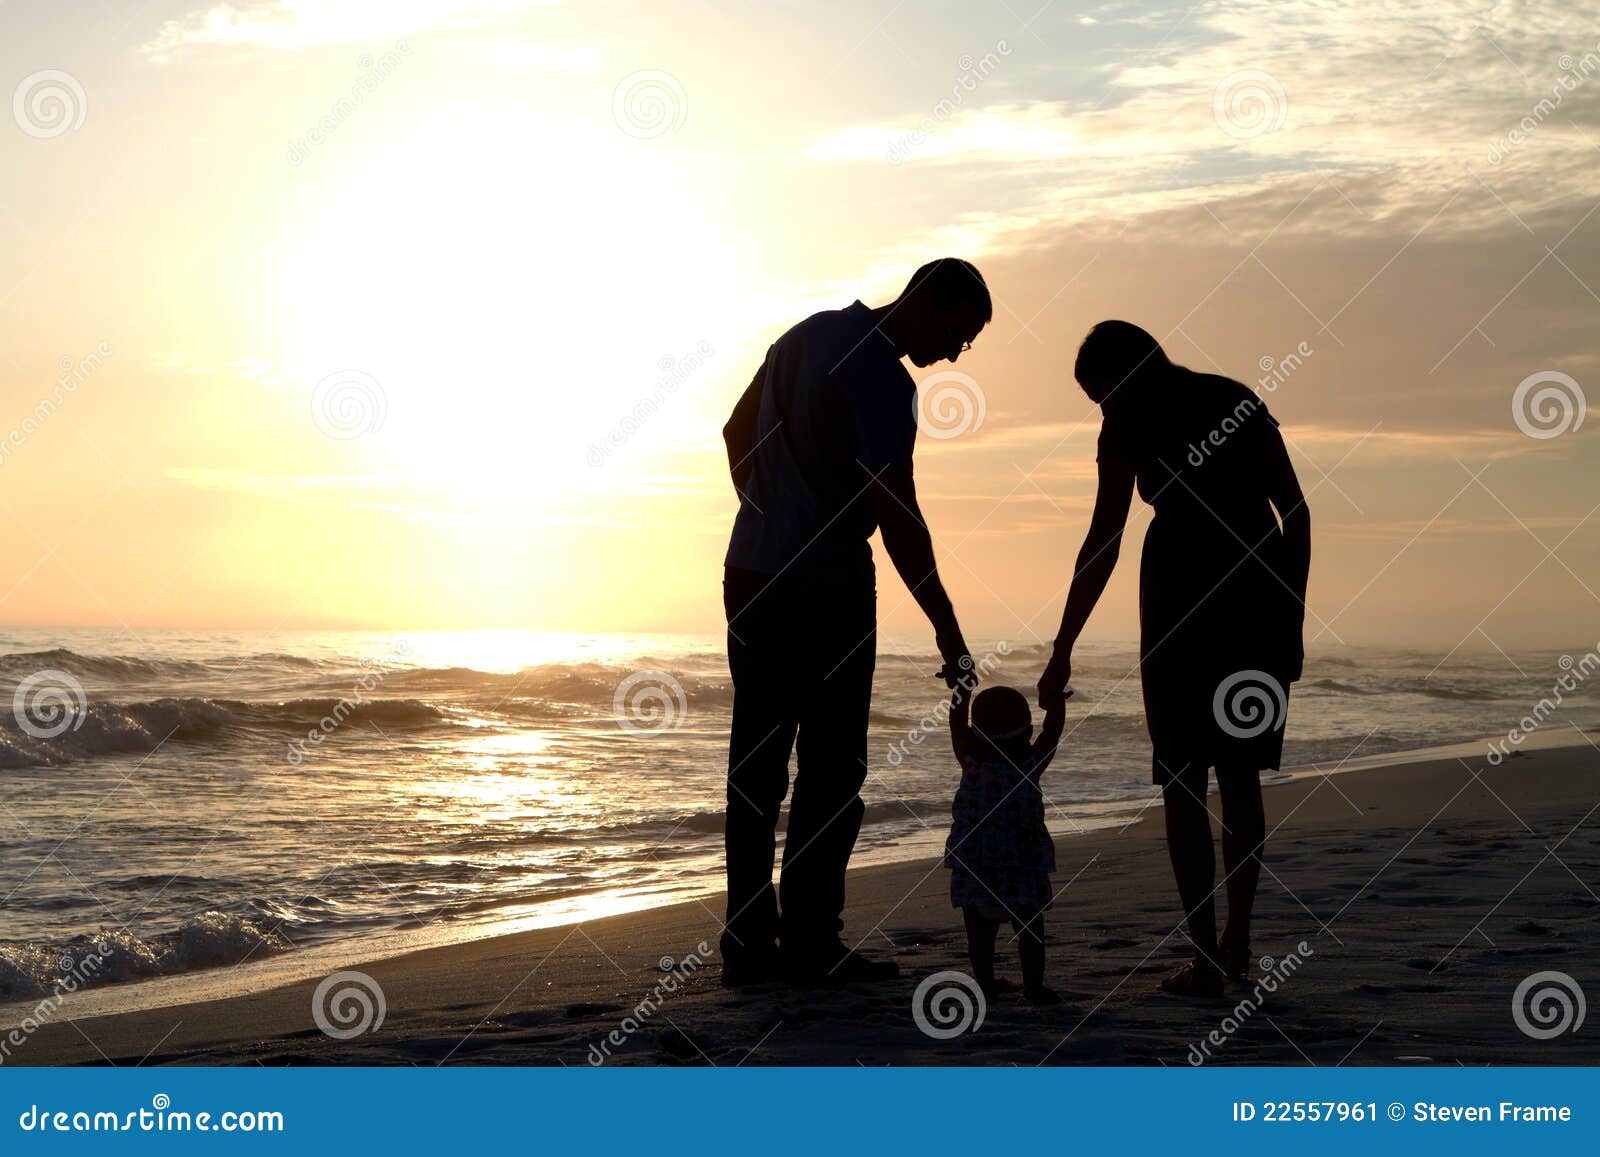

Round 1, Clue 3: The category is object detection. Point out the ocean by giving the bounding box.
[2,626,1596,1004]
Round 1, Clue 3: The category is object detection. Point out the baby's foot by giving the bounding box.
[1023,984,1062,1005]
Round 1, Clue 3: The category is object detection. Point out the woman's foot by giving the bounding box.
[1023,984,1062,1005]
[1220,941,1252,983]
[1159,960,1225,998]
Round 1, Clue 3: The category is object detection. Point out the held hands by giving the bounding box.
[1037,647,1072,709]
[934,628,973,690]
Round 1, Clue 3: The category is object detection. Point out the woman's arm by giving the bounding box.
[1263,424,1310,681]
[1038,453,1136,705]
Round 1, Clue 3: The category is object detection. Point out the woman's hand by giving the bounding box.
[1037,649,1072,708]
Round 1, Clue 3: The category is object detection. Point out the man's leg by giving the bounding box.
[722,568,798,977]
[777,582,882,974]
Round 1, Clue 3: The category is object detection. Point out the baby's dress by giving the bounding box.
[943,750,1055,916]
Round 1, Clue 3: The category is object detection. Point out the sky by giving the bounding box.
[1,0,1598,655]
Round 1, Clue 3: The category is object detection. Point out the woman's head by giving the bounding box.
[971,685,1032,752]
[1074,320,1169,404]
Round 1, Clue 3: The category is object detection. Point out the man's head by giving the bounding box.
[891,258,992,367]
[1074,319,1169,405]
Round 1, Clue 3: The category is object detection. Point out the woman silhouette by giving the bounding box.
[1038,321,1310,996]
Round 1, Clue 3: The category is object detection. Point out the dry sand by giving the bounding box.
[16,739,1600,1066]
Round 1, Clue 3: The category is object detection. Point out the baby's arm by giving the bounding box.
[1031,696,1068,776]
[948,679,974,763]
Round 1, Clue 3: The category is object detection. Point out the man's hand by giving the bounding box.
[1037,648,1072,708]
[936,629,973,689]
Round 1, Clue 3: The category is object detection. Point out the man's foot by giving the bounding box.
[720,948,780,988]
[977,976,1014,1001]
[1158,960,1225,998]
[782,942,899,986]
[1023,984,1062,1005]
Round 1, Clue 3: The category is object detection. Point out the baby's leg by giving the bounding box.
[1014,909,1059,1003]
[963,907,1000,993]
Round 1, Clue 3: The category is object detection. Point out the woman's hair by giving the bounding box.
[1074,320,1169,396]
[971,685,1031,744]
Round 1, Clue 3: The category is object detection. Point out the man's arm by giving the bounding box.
[866,466,969,683]
[723,356,768,498]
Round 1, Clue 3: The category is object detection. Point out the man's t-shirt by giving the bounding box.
[725,301,917,583]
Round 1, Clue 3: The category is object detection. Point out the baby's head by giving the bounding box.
[971,685,1032,754]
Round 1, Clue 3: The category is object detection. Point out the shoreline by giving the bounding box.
[3,727,1587,1034]
[12,730,1600,1065]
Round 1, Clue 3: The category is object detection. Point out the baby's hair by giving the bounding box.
[971,685,1031,741]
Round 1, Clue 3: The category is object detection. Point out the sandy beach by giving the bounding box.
[14,738,1600,1067]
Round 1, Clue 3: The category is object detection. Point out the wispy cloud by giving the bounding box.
[810,1,1600,249]
[141,0,561,59]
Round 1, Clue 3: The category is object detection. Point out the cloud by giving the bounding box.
[809,1,1600,250]
[141,0,561,58]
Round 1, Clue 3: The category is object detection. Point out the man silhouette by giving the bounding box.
[720,258,990,986]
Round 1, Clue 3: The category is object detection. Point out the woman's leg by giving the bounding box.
[1216,764,1265,973]
[1161,759,1222,984]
